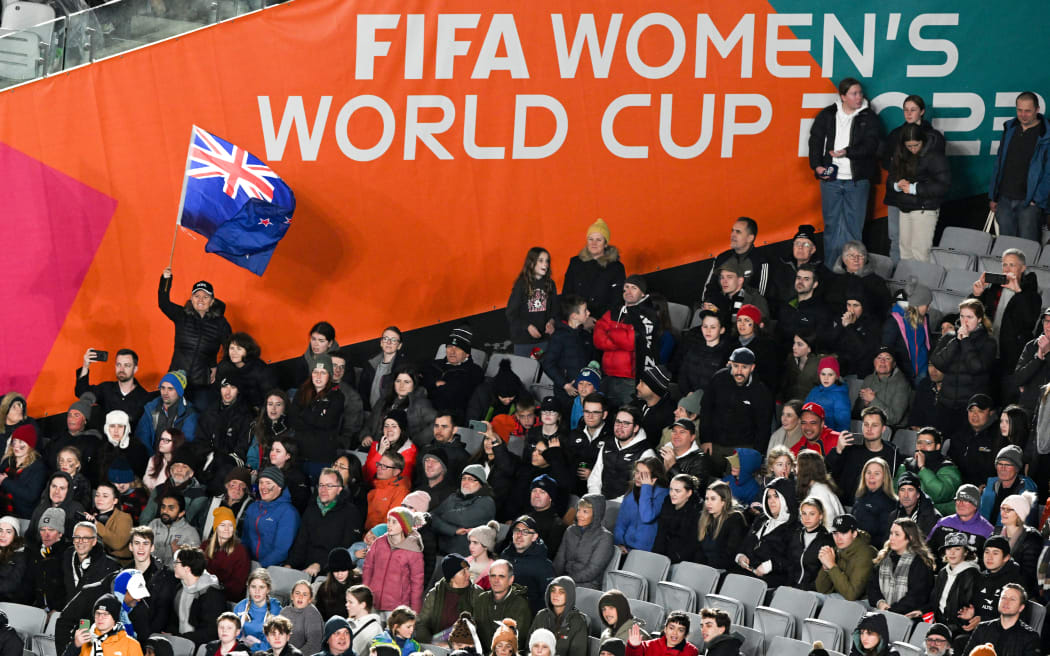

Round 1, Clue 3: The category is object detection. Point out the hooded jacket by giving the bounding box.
[598,590,649,643]
[415,578,483,643]
[815,529,877,601]
[174,570,226,645]
[531,576,590,656]
[734,477,799,587]
[651,490,702,565]
[722,448,762,506]
[847,612,896,656]
[157,274,232,387]
[594,298,661,380]
[241,487,300,567]
[614,483,669,552]
[705,632,744,656]
[930,325,998,408]
[365,475,409,531]
[501,538,555,614]
[563,244,627,320]
[27,471,86,541]
[315,616,356,656]
[553,495,615,589]
[362,531,425,611]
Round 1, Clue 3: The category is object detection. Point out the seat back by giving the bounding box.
[768,586,821,637]
[603,500,621,532]
[627,598,665,634]
[877,610,912,643]
[868,253,894,279]
[1026,265,1050,289]
[892,429,917,455]
[0,604,47,645]
[575,585,604,637]
[621,550,671,602]
[931,289,965,316]
[456,428,483,456]
[0,28,41,81]
[754,606,795,650]
[588,637,601,656]
[769,635,815,656]
[167,636,197,656]
[2,2,54,29]
[801,619,845,653]
[714,573,767,625]
[485,353,540,383]
[735,625,764,656]
[668,561,720,597]
[266,565,307,604]
[31,636,55,656]
[893,642,923,656]
[604,570,647,601]
[702,593,744,626]
[907,620,931,647]
[43,613,59,639]
[1027,600,1046,634]
[655,581,695,613]
[992,235,1041,263]
[667,302,692,330]
[930,249,977,271]
[941,268,978,294]
[938,227,993,255]
[683,612,705,647]
[892,260,945,287]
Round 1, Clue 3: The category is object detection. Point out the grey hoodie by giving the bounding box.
[177,571,220,634]
[552,494,615,589]
[530,576,590,656]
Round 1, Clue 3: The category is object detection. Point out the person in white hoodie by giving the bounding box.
[808,77,883,270]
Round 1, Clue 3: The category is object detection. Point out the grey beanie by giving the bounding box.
[904,277,933,308]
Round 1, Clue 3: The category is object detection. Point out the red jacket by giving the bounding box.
[626,637,700,656]
[362,532,425,611]
[365,476,409,530]
[594,313,638,378]
[789,426,840,456]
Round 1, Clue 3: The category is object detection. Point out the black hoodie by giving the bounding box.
[733,477,799,587]
[848,612,897,656]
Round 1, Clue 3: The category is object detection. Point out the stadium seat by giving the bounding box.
[42,613,58,639]
[930,249,976,272]
[936,227,993,255]
[755,587,821,641]
[575,585,604,637]
[801,598,866,652]
[734,625,763,656]
[931,289,965,317]
[1037,247,1050,268]
[978,254,1002,274]
[267,565,307,604]
[603,500,620,532]
[485,353,539,384]
[0,604,46,645]
[768,635,814,656]
[704,573,767,626]
[892,429,917,455]
[754,606,794,651]
[892,260,945,288]
[167,636,197,656]
[876,610,912,643]
[618,550,671,602]
[666,561,721,597]
[941,268,978,295]
[627,598,665,634]
[868,253,894,280]
[1026,265,1050,289]
[604,571,646,601]
[683,612,705,647]
[992,235,1041,263]
[588,636,601,656]
[655,582,694,613]
[667,302,691,331]
[1027,600,1046,634]
[508,436,525,457]
[421,645,449,656]
[456,427,482,456]
[907,620,931,646]
[31,636,54,656]
[893,642,922,656]
[846,375,861,405]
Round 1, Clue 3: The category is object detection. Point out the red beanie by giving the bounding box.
[818,356,840,377]
[737,304,763,325]
[11,424,37,450]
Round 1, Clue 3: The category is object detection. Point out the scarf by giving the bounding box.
[91,623,124,656]
[317,497,338,516]
[877,551,914,606]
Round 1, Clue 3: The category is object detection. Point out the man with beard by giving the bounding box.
[147,493,201,568]
[700,348,774,461]
[32,507,70,611]
[76,348,152,428]
[134,370,199,451]
[140,447,209,528]
[526,475,568,558]
[195,375,253,472]
[587,407,655,502]
[921,624,953,656]
[500,516,555,614]
[962,583,1040,656]
[565,393,610,497]
[412,449,456,509]
[790,402,841,457]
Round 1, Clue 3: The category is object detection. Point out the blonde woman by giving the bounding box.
[795,449,843,530]
[852,458,896,548]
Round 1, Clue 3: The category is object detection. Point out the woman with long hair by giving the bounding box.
[780,335,821,403]
[795,449,844,530]
[788,497,835,591]
[360,366,437,449]
[267,438,311,514]
[216,331,277,411]
[143,428,185,490]
[363,410,419,486]
[868,518,935,616]
[651,474,702,564]
[0,392,35,447]
[291,355,345,481]
[331,452,368,517]
[315,548,354,621]
[234,569,283,651]
[55,446,92,509]
[246,390,293,471]
[931,298,998,436]
[0,515,29,602]
[205,506,251,602]
[27,470,84,542]
[279,582,323,656]
[1000,404,1030,450]
[853,458,897,548]
[614,457,669,555]
[0,424,46,518]
[294,321,339,386]
[882,278,933,384]
[358,327,409,412]
[507,246,558,357]
[884,122,950,262]
[84,482,133,565]
[695,480,747,570]
[991,493,1043,599]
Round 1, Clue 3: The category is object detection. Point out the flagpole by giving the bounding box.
[169,124,199,269]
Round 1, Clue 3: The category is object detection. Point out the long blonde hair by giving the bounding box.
[854,457,896,501]
[1,441,38,468]
[698,481,734,541]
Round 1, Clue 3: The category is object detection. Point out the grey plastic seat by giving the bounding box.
[868,253,894,279]
[846,375,862,405]
[0,604,46,644]
[941,268,978,294]
[734,625,764,656]
[1027,265,1050,289]
[628,598,665,634]
[1027,600,1046,633]
[931,289,965,316]
[907,620,931,646]
[43,613,58,639]
[755,587,821,640]
[993,235,1041,263]
[656,581,695,613]
[618,550,671,602]
[267,565,307,604]
[656,561,720,612]
[754,606,794,650]
[877,610,912,643]
[892,429,917,455]
[769,635,815,656]
[667,302,691,330]
[604,570,646,601]
[575,585,605,637]
[1037,247,1050,268]
[456,428,483,456]
[978,254,1003,273]
[684,612,705,647]
[508,436,525,457]
[603,500,621,532]
[892,259,946,288]
[588,637,601,656]
[937,227,993,254]
[485,353,540,384]
[930,249,977,271]
[167,636,197,656]
[31,636,55,656]
[802,597,866,652]
[704,573,767,626]
[893,642,922,656]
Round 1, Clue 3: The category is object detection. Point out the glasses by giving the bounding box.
[318,484,342,489]
[512,528,536,536]
[925,638,948,645]
[380,336,401,344]
[376,462,398,470]
[844,252,864,260]
[73,535,96,542]
[614,419,634,426]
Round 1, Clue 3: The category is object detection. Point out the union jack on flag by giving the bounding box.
[177,125,296,275]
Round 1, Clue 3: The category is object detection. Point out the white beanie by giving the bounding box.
[529,629,557,655]
[1001,492,1037,524]
[0,515,20,537]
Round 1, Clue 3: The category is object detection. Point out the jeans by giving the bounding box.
[886,205,901,264]
[821,179,870,269]
[995,197,1045,242]
[899,209,939,262]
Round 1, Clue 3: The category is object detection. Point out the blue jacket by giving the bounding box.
[989,114,1050,208]
[805,383,851,432]
[234,597,282,651]
[134,395,198,454]
[372,630,420,656]
[242,487,300,567]
[614,483,669,551]
[722,448,762,506]
[978,475,1038,525]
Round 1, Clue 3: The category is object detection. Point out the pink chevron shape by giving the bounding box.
[0,143,117,395]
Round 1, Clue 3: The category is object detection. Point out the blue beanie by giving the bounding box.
[159,370,187,397]
[575,361,602,386]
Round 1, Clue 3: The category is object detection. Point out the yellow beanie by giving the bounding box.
[587,218,611,243]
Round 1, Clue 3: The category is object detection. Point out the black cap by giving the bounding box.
[967,393,994,410]
[671,418,696,434]
[191,280,214,296]
[513,515,538,532]
[831,514,857,533]
[540,396,560,413]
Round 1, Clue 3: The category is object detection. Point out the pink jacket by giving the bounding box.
[362,531,425,611]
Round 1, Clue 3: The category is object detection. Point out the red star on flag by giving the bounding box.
[258,218,272,227]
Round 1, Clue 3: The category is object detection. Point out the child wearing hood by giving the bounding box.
[530,577,590,656]
[720,449,761,506]
[733,477,799,587]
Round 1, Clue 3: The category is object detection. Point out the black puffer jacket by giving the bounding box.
[788,524,835,591]
[673,330,732,395]
[884,139,951,211]
[0,610,22,656]
[733,477,799,587]
[808,103,883,182]
[651,492,702,564]
[158,274,232,387]
[929,325,997,408]
[562,245,626,320]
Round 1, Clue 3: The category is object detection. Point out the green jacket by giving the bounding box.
[415,578,483,643]
[474,584,533,649]
[895,457,962,515]
[814,530,877,600]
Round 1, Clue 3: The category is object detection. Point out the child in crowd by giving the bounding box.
[350,524,388,570]
[806,356,850,431]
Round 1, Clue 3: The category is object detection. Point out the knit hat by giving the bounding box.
[897,471,921,491]
[322,616,353,645]
[575,361,603,386]
[224,466,252,489]
[530,474,559,504]
[468,520,500,551]
[600,639,626,656]
[461,464,488,486]
[984,534,1010,555]
[729,347,755,365]
[995,445,1024,471]
[529,629,557,654]
[587,218,611,243]
[312,353,334,377]
[624,274,648,294]
[672,418,696,434]
[160,370,188,397]
[1001,493,1035,523]
[402,490,432,513]
[0,516,20,537]
[93,593,122,621]
[447,324,473,352]
[107,456,135,484]
[191,280,214,297]
[817,355,840,377]
[259,466,285,488]
[955,484,980,507]
[491,618,519,653]
[171,445,200,473]
[808,641,829,656]
[68,398,93,422]
[442,553,470,582]
[40,507,66,533]
[384,408,409,435]
[327,547,353,573]
[387,506,418,535]
[926,624,952,641]
[113,569,151,600]
[212,506,236,530]
[448,612,476,647]
[677,390,702,416]
[793,224,817,246]
[737,304,763,325]
[639,365,671,397]
[903,277,933,308]
[421,449,449,474]
[10,424,37,450]
[801,402,825,421]
[492,359,522,398]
